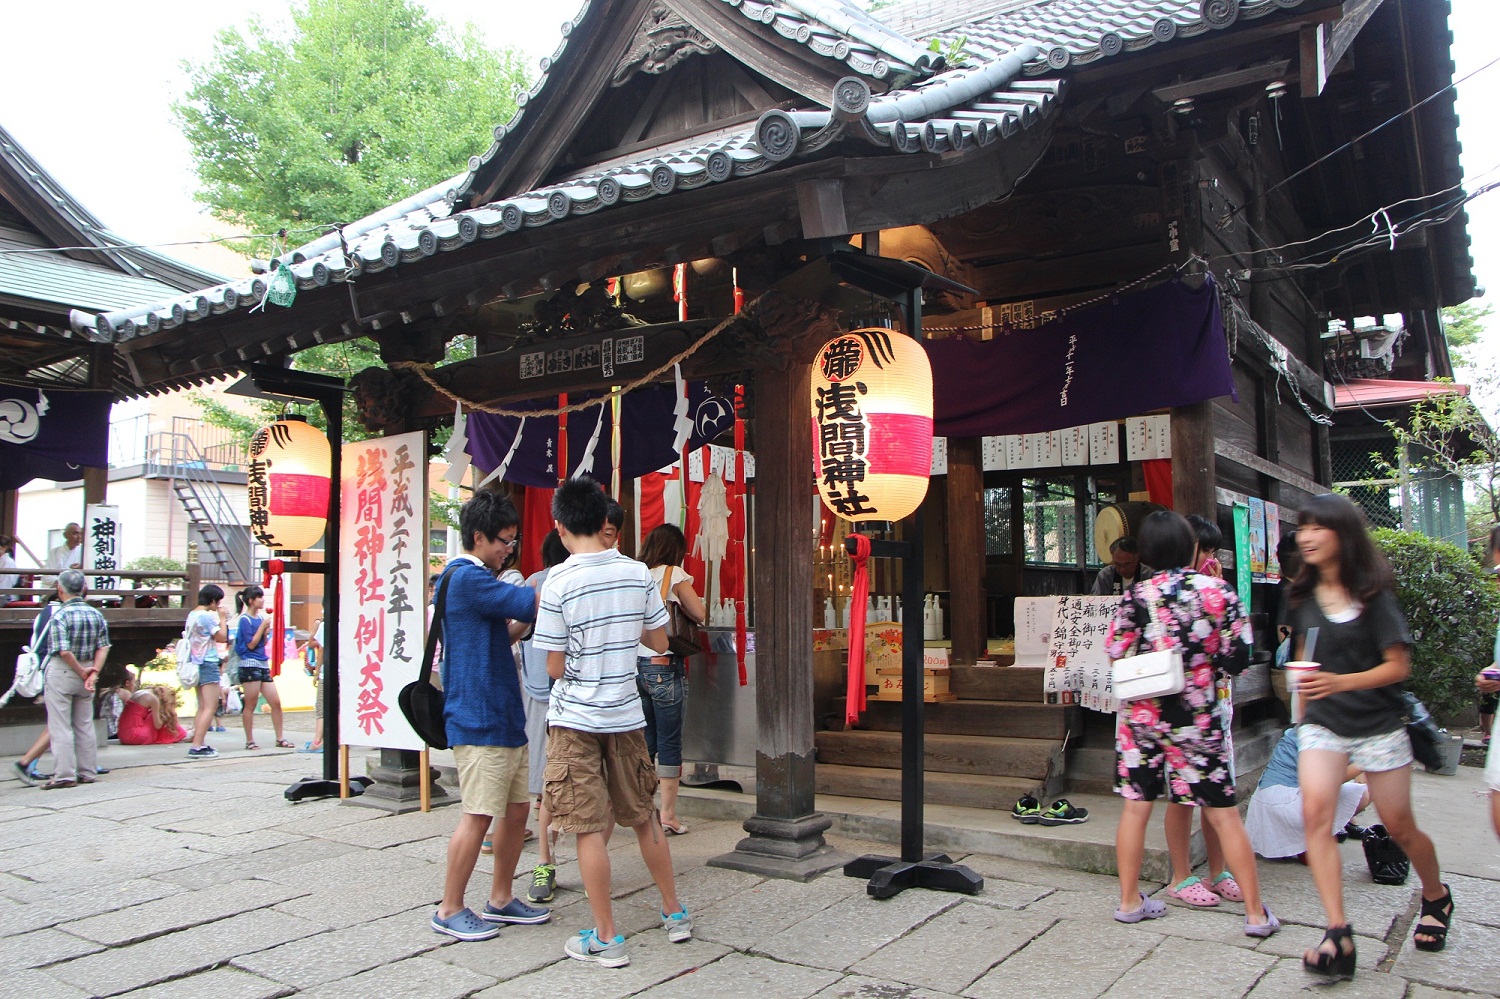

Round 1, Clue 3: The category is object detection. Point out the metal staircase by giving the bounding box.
[146,430,251,584]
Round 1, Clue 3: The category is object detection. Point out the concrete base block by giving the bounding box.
[708,811,848,881]
[345,749,452,814]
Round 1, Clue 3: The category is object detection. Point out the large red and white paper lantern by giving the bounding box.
[247,415,331,552]
[811,328,933,523]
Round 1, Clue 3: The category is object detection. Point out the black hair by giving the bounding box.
[540,529,568,569]
[1184,514,1223,556]
[236,584,265,614]
[460,490,521,551]
[197,584,225,607]
[605,499,625,529]
[1136,511,1195,571]
[1109,536,1140,556]
[638,523,688,569]
[1291,493,1393,604]
[552,477,608,536]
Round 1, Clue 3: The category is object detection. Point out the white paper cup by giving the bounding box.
[1285,660,1319,721]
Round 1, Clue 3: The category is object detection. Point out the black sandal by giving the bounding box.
[1302,923,1356,978]
[1413,884,1453,952]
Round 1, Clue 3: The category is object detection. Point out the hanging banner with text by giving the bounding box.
[83,504,121,592]
[339,431,427,751]
[1045,595,1124,713]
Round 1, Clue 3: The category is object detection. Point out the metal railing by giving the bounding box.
[145,431,251,583]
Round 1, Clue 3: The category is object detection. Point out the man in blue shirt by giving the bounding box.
[431,491,549,942]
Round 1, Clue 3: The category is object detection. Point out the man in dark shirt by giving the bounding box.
[1091,537,1152,596]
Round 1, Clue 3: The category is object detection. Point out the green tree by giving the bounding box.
[175,0,530,248]
[1443,300,1492,368]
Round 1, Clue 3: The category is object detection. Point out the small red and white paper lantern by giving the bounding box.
[247,415,331,552]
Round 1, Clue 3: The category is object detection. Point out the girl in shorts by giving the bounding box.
[235,586,293,750]
[1105,511,1275,936]
[185,585,229,758]
[1290,493,1451,976]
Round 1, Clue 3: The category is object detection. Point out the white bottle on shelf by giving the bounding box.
[894,596,902,623]
[823,597,837,630]
[840,598,851,629]
[934,596,945,640]
[865,595,876,622]
[922,595,936,641]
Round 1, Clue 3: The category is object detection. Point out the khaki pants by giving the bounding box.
[43,659,96,782]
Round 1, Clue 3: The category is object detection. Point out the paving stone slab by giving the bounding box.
[149,803,303,837]
[754,887,962,971]
[309,808,465,849]
[1408,986,1494,999]
[636,952,841,998]
[963,918,1161,999]
[811,976,965,999]
[0,896,64,937]
[1252,855,1412,936]
[265,803,385,837]
[64,877,306,945]
[1442,872,1500,929]
[1097,937,1274,998]
[1390,917,1500,995]
[958,854,1142,896]
[961,878,1055,911]
[292,955,496,999]
[691,871,864,952]
[232,909,454,989]
[0,968,94,998]
[1244,959,1409,999]
[0,927,104,971]
[151,837,362,888]
[49,908,324,996]
[158,828,305,858]
[116,966,291,999]
[0,803,55,823]
[434,896,663,982]
[47,877,185,919]
[616,863,764,917]
[472,936,731,999]
[258,843,429,888]
[851,900,1051,994]
[271,861,444,929]
[67,792,215,823]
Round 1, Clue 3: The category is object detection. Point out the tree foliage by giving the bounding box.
[1442,300,1492,369]
[1373,527,1499,722]
[1378,376,1500,541]
[175,0,530,250]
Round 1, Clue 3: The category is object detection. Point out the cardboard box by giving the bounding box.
[873,666,955,702]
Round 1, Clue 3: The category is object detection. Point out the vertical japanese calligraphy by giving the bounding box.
[339,431,427,751]
[83,504,121,592]
[810,329,933,524]
[1044,595,1124,712]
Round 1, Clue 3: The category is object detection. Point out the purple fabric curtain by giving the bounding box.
[925,277,1236,438]
[0,388,112,490]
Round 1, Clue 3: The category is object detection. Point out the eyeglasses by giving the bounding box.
[501,536,521,549]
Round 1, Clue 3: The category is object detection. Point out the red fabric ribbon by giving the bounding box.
[262,558,286,679]
[732,385,748,685]
[844,533,871,728]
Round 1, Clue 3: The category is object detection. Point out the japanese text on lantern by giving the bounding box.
[353,447,389,737]
[815,336,874,518]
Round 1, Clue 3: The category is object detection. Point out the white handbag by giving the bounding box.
[1111,598,1187,702]
[2,608,59,706]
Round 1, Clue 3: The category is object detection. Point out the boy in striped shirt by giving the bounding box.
[534,477,692,967]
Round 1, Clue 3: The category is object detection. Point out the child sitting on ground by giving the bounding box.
[534,477,691,968]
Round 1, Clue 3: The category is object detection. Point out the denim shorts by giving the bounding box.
[238,664,272,684]
[196,660,221,686]
[637,658,687,777]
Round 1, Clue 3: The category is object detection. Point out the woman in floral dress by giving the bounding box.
[1104,511,1276,935]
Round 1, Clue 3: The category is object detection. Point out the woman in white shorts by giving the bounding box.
[1289,494,1450,977]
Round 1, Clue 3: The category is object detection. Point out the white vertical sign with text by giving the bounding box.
[339,431,427,751]
[83,504,122,591]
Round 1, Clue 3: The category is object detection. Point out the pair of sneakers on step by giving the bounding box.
[1010,794,1089,826]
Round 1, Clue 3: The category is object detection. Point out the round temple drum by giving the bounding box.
[1093,502,1165,563]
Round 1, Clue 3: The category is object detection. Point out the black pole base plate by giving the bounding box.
[284,775,373,802]
[843,853,985,899]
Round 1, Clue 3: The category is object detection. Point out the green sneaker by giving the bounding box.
[527,863,556,904]
[1039,798,1090,826]
[1010,794,1042,824]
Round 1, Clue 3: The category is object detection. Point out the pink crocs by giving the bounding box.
[1212,871,1245,902]
[1167,876,1221,907]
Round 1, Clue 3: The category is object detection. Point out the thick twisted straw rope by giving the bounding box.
[390,294,761,418]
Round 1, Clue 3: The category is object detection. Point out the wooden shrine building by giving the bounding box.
[67,0,1475,874]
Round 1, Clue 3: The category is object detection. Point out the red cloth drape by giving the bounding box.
[1142,458,1174,508]
[844,534,871,727]
[520,485,555,576]
[638,469,670,538]
[262,559,285,678]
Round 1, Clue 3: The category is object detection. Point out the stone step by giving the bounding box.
[949,664,1046,701]
[830,696,1077,740]
[815,729,1062,780]
[816,763,1040,810]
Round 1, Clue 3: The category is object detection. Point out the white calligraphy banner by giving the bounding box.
[339,431,427,751]
[84,504,121,591]
[1044,595,1123,712]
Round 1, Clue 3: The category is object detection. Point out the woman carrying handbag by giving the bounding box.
[1289,494,1452,977]
[635,524,707,835]
[1104,511,1275,936]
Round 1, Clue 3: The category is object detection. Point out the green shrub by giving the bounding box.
[1373,528,1500,722]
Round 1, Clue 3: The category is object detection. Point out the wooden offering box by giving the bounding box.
[873,666,956,702]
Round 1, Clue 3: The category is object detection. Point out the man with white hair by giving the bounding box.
[39,569,110,790]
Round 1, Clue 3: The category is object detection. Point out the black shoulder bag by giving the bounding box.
[398,568,454,750]
[1400,689,1447,772]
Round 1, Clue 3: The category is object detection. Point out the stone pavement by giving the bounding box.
[1,721,1496,998]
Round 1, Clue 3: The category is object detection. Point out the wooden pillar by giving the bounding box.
[1171,402,1215,514]
[709,359,842,880]
[82,345,112,508]
[945,437,985,664]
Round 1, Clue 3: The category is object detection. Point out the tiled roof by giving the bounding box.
[907,0,1316,74]
[70,45,1060,342]
[0,226,194,315]
[722,0,947,80]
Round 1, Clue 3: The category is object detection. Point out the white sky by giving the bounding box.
[2,0,1497,318]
